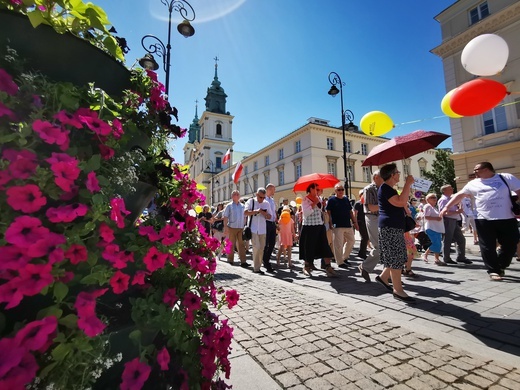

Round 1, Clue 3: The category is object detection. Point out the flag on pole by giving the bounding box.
[222,148,231,164]
[232,161,243,184]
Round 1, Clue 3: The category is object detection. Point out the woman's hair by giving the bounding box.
[380,163,397,181]
[425,193,437,200]
[306,183,317,193]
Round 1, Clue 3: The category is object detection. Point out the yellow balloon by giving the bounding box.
[360,111,394,136]
[441,88,464,118]
[195,205,203,214]
[295,197,302,205]
[280,211,291,224]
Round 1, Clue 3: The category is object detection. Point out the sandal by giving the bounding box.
[421,254,429,263]
[303,266,313,276]
[402,269,419,278]
[324,265,338,277]
[489,273,503,281]
[435,260,446,266]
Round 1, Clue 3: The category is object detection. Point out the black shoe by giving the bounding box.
[375,276,392,292]
[338,263,349,269]
[457,258,473,264]
[444,259,457,265]
[240,262,251,268]
[358,265,370,282]
[253,270,265,275]
[393,293,416,303]
[357,254,367,259]
[311,265,319,271]
[343,260,350,265]
[265,267,276,274]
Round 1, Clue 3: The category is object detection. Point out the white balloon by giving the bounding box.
[461,34,509,76]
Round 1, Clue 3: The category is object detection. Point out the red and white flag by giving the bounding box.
[222,148,231,165]
[232,161,243,184]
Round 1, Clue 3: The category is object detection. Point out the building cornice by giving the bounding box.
[431,3,520,58]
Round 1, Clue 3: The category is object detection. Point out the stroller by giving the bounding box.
[415,231,432,252]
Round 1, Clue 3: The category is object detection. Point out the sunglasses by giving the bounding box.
[336,188,345,191]
[257,196,265,199]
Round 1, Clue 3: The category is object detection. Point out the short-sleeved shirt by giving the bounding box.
[244,198,270,234]
[325,196,353,228]
[423,203,445,233]
[363,183,379,215]
[223,201,245,229]
[459,173,520,220]
[354,201,365,222]
[378,183,405,229]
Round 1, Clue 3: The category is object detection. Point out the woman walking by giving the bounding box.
[375,163,416,303]
[422,193,445,265]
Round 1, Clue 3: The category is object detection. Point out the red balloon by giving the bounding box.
[450,79,507,116]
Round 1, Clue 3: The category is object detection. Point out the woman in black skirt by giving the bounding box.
[299,183,337,277]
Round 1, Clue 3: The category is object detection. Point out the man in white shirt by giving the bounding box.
[262,183,277,273]
[440,162,520,281]
[245,188,272,274]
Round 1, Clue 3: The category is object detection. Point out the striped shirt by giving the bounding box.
[302,196,324,226]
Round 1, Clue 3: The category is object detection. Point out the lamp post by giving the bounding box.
[205,160,219,206]
[328,72,357,195]
[347,151,360,200]
[139,0,196,96]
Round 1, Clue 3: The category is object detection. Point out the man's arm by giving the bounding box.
[439,192,467,217]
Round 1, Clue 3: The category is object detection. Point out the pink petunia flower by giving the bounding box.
[32,119,70,150]
[0,348,38,388]
[46,203,88,223]
[86,171,101,193]
[74,289,108,318]
[0,245,31,271]
[160,223,182,245]
[0,68,18,95]
[131,270,147,286]
[0,169,11,189]
[99,222,115,243]
[110,197,130,228]
[49,159,80,192]
[110,271,130,294]
[120,358,151,390]
[5,216,50,247]
[3,149,38,179]
[54,110,83,129]
[162,288,178,307]
[225,289,240,309]
[112,118,124,139]
[99,144,115,160]
[6,184,47,213]
[157,347,170,371]
[182,291,202,313]
[26,232,66,259]
[0,278,24,309]
[77,314,106,338]
[0,337,25,380]
[14,316,57,352]
[18,263,54,296]
[0,101,16,120]
[80,115,112,136]
[143,247,168,273]
[138,225,161,242]
[65,244,88,264]
[45,152,75,165]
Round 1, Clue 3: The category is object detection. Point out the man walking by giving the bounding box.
[358,170,384,282]
[440,162,520,281]
[223,190,250,268]
[262,183,277,273]
[437,184,471,265]
[245,188,272,275]
[326,183,358,269]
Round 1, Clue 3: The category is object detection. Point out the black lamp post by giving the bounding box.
[347,150,360,200]
[205,160,219,206]
[139,0,196,96]
[328,72,357,194]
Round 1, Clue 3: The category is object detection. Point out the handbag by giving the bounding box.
[212,220,224,231]
[404,215,416,232]
[242,199,254,241]
[499,174,520,215]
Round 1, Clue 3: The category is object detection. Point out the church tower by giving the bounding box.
[184,57,234,205]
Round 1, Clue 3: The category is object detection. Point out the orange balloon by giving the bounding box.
[295,197,302,205]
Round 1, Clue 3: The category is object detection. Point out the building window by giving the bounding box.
[216,123,222,137]
[419,168,426,177]
[244,166,248,175]
[278,148,284,160]
[265,155,270,166]
[295,140,301,153]
[253,161,258,171]
[216,157,222,169]
[483,104,507,135]
[362,167,371,182]
[347,165,354,181]
[345,141,352,154]
[361,143,368,156]
[326,137,334,150]
[253,177,258,192]
[264,173,270,186]
[327,161,336,177]
[295,163,302,180]
[403,164,410,176]
[469,2,489,25]
[278,169,285,186]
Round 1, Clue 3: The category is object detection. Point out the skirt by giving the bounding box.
[299,224,333,262]
[379,226,407,269]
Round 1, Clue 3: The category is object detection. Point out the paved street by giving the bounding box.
[216,233,520,389]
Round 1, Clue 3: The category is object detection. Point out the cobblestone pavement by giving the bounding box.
[216,233,520,389]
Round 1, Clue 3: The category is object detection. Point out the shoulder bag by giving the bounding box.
[498,174,520,215]
[242,200,254,240]
[404,214,416,232]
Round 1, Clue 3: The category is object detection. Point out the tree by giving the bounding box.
[422,149,456,196]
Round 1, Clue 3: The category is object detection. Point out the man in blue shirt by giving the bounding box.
[223,190,250,268]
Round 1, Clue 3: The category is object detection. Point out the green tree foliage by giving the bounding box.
[422,149,457,196]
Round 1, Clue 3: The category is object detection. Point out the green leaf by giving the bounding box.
[92,193,105,205]
[39,362,58,379]
[0,133,18,143]
[36,306,63,320]
[84,154,101,172]
[51,343,72,363]
[27,10,46,28]
[129,329,141,343]
[80,272,105,285]
[96,175,110,186]
[53,283,69,303]
[59,314,78,329]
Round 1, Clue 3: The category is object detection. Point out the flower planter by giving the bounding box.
[0,9,131,96]
[123,181,158,223]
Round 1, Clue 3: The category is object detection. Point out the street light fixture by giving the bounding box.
[328,71,357,195]
[347,150,361,200]
[205,160,220,206]
[139,0,196,96]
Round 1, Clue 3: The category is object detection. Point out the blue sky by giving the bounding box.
[95,0,455,163]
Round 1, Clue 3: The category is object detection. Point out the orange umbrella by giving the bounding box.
[293,173,339,192]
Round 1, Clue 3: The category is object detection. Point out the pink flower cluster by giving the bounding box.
[74,289,108,337]
[199,319,234,381]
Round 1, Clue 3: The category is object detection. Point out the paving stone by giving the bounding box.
[321,371,350,388]
[303,377,335,390]
[413,373,446,389]
[430,368,459,383]
[286,384,309,390]
[264,361,286,376]
[452,383,482,390]
[276,371,301,388]
[498,377,520,389]
[353,378,384,389]
[309,362,333,376]
[371,371,398,387]
[464,373,494,388]
[341,368,366,382]
[441,364,468,378]
[281,357,305,370]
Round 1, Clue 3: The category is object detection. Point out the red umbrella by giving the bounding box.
[361,130,450,167]
[293,173,339,192]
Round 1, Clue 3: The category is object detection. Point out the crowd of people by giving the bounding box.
[197,161,520,304]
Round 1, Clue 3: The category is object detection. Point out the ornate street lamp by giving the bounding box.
[139,0,196,96]
[328,71,357,194]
